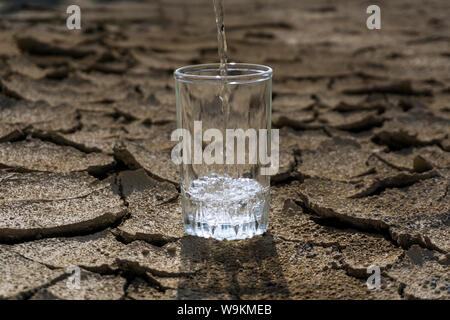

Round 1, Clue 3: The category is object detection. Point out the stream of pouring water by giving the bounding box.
[213,0,228,76]
[213,0,231,120]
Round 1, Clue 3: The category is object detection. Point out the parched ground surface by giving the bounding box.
[0,0,449,300]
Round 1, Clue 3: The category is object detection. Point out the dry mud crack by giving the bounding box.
[0,0,449,300]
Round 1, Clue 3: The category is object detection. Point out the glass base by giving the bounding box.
[181,175,270,241]
[183,219,268,241]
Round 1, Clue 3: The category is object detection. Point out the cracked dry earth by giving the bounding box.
[0,0,449,300]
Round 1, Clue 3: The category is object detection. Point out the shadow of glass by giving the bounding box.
[176,232,291,300]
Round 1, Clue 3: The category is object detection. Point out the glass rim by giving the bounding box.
[174,63,273,84]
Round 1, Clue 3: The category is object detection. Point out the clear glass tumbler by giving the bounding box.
[174,63,273,240]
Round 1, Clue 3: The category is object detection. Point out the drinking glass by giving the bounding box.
[174,63,273,240]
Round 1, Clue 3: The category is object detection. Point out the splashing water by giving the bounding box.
[182,174,269,240]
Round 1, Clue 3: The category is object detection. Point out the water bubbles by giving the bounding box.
[181,173,269,240]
